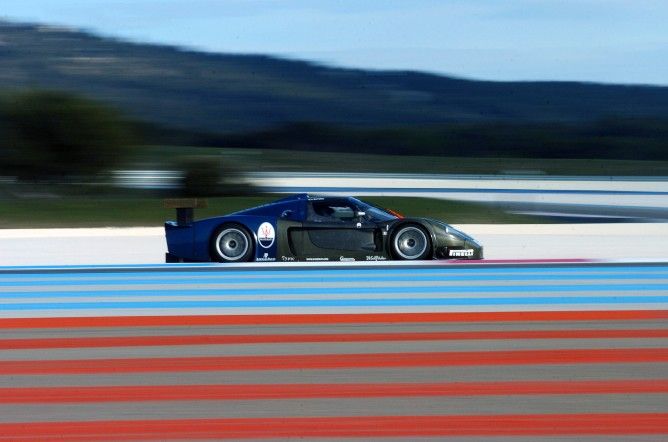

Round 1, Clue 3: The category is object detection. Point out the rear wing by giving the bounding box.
[164,198,208,226]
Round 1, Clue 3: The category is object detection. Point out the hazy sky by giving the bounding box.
[2,0,668,85]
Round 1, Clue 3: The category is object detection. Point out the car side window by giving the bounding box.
[308,200,357,223]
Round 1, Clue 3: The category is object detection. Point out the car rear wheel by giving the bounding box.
[391,225,431,260]
[210,224,254,262]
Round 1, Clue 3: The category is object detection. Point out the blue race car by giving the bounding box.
[165,193,483,263]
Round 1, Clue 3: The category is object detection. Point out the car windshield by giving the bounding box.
[352,198,398,222]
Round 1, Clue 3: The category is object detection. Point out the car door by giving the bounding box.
[296,198,381,260]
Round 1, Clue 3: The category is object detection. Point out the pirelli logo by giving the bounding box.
[449,249,474,257]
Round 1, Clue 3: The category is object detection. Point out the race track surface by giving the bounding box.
[1,261,667,440]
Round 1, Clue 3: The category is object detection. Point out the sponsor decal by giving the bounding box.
[281,256,295,262]
[256,252,276,262]
[339,256,355,262]
[257,222,275,248]
[366,255,387,261]
[306,257,329,261]
[449,249,474,257]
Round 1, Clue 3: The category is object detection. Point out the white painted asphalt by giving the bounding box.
[0,227,166,266]
[1,223,668,265]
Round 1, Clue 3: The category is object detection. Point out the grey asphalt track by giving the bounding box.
[1,315,667,439]
[1,259,667,439]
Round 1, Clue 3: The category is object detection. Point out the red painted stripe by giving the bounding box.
[452,258,593,264]
[1,310,667,329]
[2,348,667,375]
[3,328,668,350]
[1,414,667,440]
[2,380,667,404]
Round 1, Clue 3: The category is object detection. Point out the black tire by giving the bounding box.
[210,223,254,262]
[390,224,431,260]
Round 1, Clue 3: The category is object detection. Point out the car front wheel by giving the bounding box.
[391,225,431,260]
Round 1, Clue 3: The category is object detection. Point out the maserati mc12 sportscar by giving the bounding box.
[165,194,483,263]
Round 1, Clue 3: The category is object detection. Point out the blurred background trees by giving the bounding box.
[178,157,255,197]
[1,90,133,182]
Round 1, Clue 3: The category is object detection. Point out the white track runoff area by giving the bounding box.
[1,223,667,265]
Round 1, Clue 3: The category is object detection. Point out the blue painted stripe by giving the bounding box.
[2,272,668,287]
[2,265,667,281]
[1,262,666,315]
[2,296,668,311]
[2,283,668,299]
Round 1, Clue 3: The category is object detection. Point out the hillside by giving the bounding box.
[2,20,668,135]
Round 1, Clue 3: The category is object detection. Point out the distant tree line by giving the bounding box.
[218,119,668,161]
[0,90,133,181]
[135,118,668,161]
[0,89,249,197]
[2,89,667,188]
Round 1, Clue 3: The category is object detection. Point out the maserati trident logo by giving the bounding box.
[257,222,275,248]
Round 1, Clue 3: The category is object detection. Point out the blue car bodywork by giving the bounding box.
[164,193,483,263]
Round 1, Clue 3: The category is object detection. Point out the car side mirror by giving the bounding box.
[280,209,293,219]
